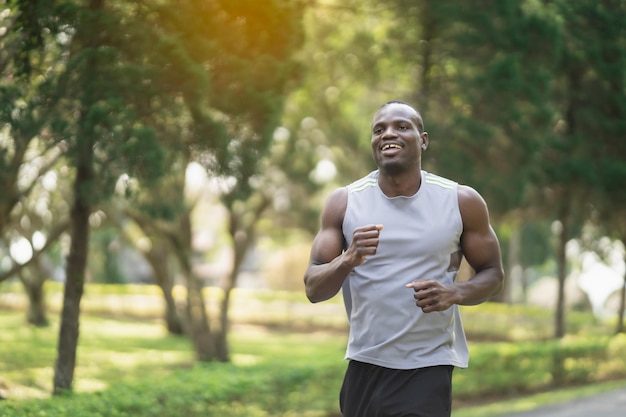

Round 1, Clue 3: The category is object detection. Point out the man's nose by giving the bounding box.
[381,126,397,138]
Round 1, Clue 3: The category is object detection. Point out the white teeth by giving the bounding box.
[382,144,401,150]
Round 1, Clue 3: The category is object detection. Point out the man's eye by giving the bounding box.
[398,125,407,130]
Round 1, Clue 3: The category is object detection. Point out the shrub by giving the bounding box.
[454,335,624,401]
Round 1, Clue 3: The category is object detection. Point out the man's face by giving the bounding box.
[371,103,428,175]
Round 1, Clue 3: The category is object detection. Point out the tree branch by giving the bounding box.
[0,219,70,283]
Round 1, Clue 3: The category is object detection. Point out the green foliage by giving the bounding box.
[0,363,341,417]
[520,220,553,267]
[2,0,626,406]
[459,302,605,342]
[0,311,343,417]
[1,281,606,337]
[457,337,618,398]
[0,306,624,417]
[149,0,305,193]
[88,226,125,284]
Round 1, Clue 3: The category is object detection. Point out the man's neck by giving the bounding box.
[378,168,422,197]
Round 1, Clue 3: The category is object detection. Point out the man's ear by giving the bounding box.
[421,132,429,150]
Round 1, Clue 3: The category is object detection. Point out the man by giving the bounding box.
[303,100,504,417]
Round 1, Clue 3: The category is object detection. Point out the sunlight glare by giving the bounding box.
[32,231,46,251]
[41,171,57,191]
[9,237,32,265]
[311,158,336,183]
[185,161,208,199]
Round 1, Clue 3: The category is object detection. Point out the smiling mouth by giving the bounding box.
[381,143,402,151]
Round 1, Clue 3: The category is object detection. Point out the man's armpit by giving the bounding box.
[447,250,463,272]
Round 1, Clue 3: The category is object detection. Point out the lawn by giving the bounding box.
[0,310,348,416]
[1,284,625,417]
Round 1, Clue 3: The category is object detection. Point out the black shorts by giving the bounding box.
[339,360,454,417]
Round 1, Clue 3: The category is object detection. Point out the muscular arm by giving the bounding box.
[454,185,504,305]
[304,188,383,303]
[406,185,504,312]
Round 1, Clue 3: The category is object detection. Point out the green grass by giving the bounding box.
[0,310,348,416]
[2,281,608,338]
[2,309,625,417]
[0,283,624,417]
[0,313,194,399]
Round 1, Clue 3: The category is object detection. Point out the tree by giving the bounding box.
[279,0,418,229]
[576,0,626,333]
[49,0,174,393]
[44,0,299,389]
[376,1,563,307]
[536,0,626,338]
[174,0,306,361]
[98,0,306,362]
[0,0,68,276]
[0,0,74,326]
[379,0,626,339]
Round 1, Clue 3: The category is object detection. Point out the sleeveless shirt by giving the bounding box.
[341,170,469,370]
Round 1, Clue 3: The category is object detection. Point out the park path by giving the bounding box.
[494,387,626,417]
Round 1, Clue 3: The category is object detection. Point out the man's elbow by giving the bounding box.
[304,283,327,304]
[304,280,334,304]
[306,293,324,304]
[491,267,505,298]
[304,276,321,303]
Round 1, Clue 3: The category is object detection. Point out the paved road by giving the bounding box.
[496,387,626,417]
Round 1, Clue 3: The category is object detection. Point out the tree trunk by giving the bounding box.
[53,147,93,394]
[53,0,101,394]
[186,274,215,361]
[415,0,436,116]
[115,206,185,335]
[216,273,235,362]
[173,212,215,361]
[617,237,626,334]
[215,230,249,361]
[550,206,570,385]
[145,239,184,335]
[19,260,49,327]
[215,211,244,361]
[497,225,521,304]
[215,195,270,361]
[555,207,569,339]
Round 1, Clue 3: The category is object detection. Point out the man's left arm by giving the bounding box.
[454,185,504,305]
[406,185,504,312]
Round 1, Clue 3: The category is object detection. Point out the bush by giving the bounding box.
[0,287,623,417]
[454,335,625,401]
[0,362,342,417]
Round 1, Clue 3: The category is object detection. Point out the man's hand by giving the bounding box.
[405,279,461,313]
[344,224,384,266]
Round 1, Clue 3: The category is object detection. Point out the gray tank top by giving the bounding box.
[341,170,469,370]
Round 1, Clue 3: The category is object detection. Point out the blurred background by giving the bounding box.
[0,0,625,415]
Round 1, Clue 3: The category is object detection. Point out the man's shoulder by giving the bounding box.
[422,171,457,191]
[346,170,378,193]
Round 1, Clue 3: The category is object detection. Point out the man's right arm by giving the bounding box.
[304,187,384,303]
[304,188,353,303]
